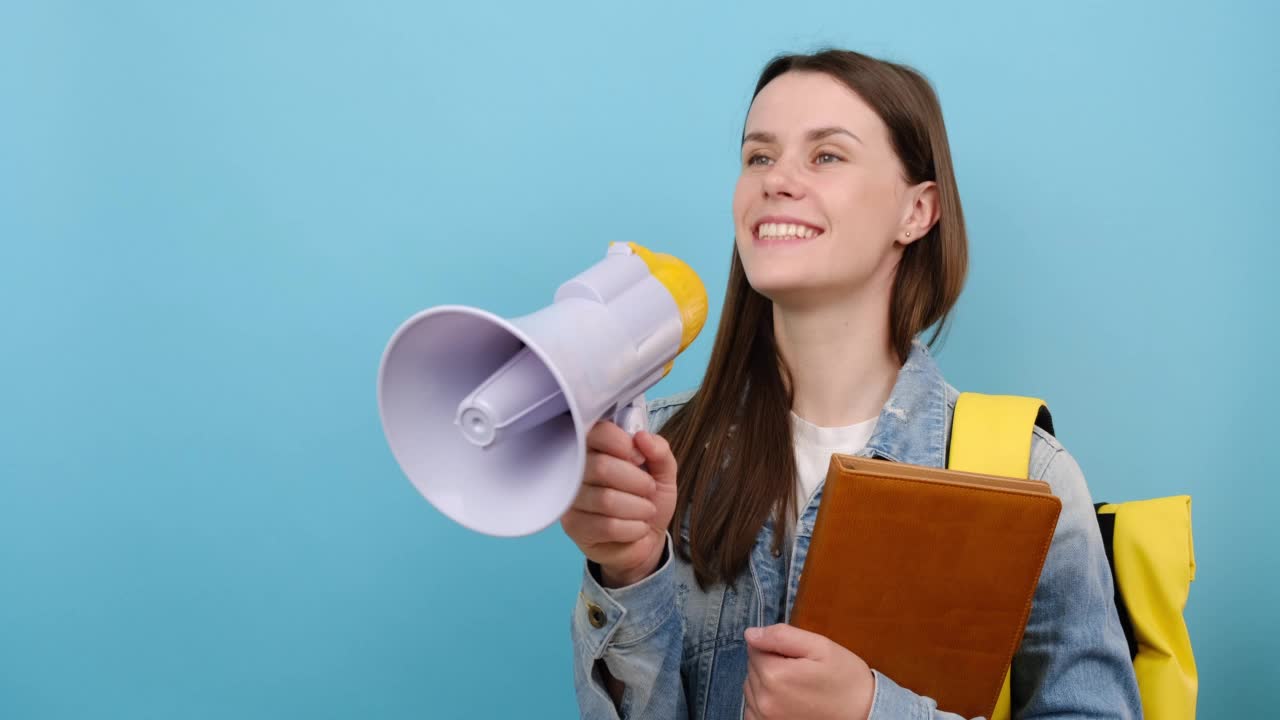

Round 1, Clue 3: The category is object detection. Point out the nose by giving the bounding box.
[762,160,805,200]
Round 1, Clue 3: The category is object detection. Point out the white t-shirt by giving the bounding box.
[790,411,878,525]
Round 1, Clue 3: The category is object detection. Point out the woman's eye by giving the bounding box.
[746,153,772,167]
[815,152,843,164]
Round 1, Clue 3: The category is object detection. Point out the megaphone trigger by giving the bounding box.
[612,394,650,436]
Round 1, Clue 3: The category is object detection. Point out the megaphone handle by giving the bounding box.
[613,394,650,436]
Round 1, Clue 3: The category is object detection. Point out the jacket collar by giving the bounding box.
[860,340,955,469]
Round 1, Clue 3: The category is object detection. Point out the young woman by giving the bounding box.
[561,49,1141,720]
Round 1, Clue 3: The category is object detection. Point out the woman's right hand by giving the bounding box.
[560,420,678,588]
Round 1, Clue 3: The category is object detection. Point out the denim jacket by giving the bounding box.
[570,341,1142,719]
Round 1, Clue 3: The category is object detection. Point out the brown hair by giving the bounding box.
[659,49,968,589]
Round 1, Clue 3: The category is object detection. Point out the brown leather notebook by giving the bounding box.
[790,455,1062,719]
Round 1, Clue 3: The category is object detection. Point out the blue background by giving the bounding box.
[2,1,1276,717]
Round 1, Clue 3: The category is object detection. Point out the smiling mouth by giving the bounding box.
[753,221,825,244]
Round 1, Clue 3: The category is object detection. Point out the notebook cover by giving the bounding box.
[790,455,1062,719]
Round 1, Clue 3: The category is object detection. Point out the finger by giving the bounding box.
[742,674,762,720]
[587,420,646,465]
[744,663,771,719]
[561,510,650,545]
[634,431,677,489]
[746,639,766,668]
[582,452,657,496]
[744,623,822,660]
[747,648,784,695]
[573,485,656,521]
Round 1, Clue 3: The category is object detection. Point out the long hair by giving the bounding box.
[659,49,968,589]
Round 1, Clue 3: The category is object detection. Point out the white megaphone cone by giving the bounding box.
[377,242,708,537]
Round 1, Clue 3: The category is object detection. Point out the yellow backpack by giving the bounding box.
[948,393,1198,720]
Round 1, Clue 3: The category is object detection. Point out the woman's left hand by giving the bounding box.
[743,623,875,720]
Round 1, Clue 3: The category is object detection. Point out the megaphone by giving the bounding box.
[377,242,708,537]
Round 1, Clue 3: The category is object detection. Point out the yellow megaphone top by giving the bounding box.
[621,242,708,354]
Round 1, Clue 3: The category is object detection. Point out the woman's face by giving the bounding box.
[733,71,926,305]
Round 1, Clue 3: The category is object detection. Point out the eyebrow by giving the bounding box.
[741,126,863,147]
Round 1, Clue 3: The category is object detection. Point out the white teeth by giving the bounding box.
[757,222,821,239]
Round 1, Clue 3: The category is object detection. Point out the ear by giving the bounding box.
[897,180,940,247]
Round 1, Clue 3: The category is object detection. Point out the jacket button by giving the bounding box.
[586,602,607,628]
[771,546,783,558]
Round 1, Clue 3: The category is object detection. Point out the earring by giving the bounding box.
[905,231,912,238]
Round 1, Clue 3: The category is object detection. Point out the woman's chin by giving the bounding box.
[745,274,819,302]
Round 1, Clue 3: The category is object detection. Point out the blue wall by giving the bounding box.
[2,1,1275,716]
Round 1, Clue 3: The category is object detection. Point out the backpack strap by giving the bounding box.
[947,392,1053,720]
[948,393,1054,478]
